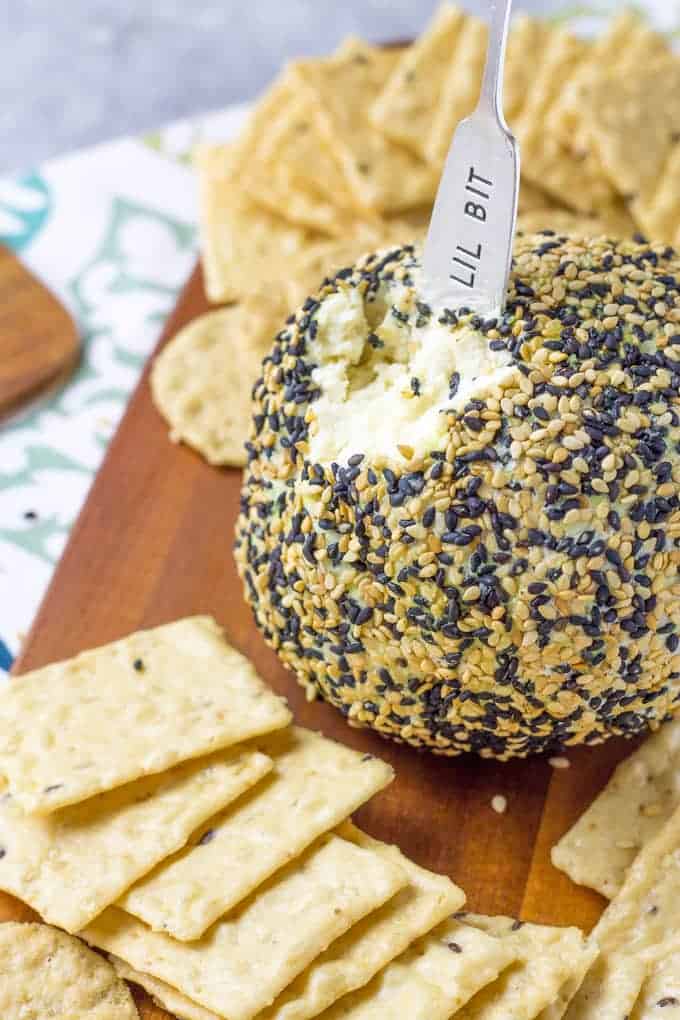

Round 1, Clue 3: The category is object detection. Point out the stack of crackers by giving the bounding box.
[550,718,680,1014]
[152,5,676,470]
[0,615,597,1020]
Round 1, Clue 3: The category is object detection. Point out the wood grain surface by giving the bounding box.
[6,262,638,1019]
[0,244,79,419]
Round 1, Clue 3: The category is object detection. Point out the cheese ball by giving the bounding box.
[235,235,680,758]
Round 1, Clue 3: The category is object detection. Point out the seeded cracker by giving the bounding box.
[0,922,137,1020]
[631,952,680,1019]
[151,299,289,467]
[584,56,680,242]
[258,822,465,1020]
[0,747,271,933]
[513,25,616,213]
[111,956,220,1020]
[320,918,515,1020]
[119,727,394,940]
[369,3,466,162]
[455,915,591,1020]
[548,11,670,153]
[552,718,680,900]
[425,14,487,168]
[564,804,680,1017]
[238,71,361,235]
[82,834,407,1020]
[0,616,291,814]
[537,940,600,1020]
[424,13,553,169]
[503,15,551,125]
[197,143,317,304]
[295,39,438,214]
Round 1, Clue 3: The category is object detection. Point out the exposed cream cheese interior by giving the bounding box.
[307,282,515,467]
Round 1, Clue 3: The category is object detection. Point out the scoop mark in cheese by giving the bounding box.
[308,285,515,466]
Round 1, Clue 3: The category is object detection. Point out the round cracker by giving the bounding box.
[151,300,285,467]
[0,922,138,1020]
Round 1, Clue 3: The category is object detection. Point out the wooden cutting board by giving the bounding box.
[4,261,636,1019]
[0,244,79,419]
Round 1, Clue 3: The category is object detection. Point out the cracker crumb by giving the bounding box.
[491,795,508,815]
[548,756,570,770]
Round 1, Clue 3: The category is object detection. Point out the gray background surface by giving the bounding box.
[2,0,563,173]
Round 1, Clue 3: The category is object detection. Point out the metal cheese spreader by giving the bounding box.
[423,0,519,318]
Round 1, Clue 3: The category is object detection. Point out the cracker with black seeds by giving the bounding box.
[320,917,516,1020]
[584,55,680,242]
[512,24,616,213]
[119,728,394,940]
[239,70,362,235]
[0,615,291,814]
[197,143,317,304]
[456,915,592,1020]
[552,718,680,899]
[564,804,680,1017]
[258,822,465,1020]
[82,834,408,1020]
[296,38,438,214]
[631,951,680,1019]
[369,4,467,161]
[0,745,271,932]
[548,11,670,152]
[425,14,487,167]
[503,15,552,125]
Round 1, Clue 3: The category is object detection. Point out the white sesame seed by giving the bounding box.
[491,795,507,814]
[548,756,570,770]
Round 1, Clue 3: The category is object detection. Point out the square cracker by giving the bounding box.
[320,917,516,1020]
[564,804,680,1016]
[0,616,291,814]
[551,718,680,900]
[197,143,317,304]
[422,14,550,167]
[632,951,680,1019]
[0,922,137,1020]
[110,956,220,1020]
[258,821,465,1020]
[295,38,438,214]
[548,11,670,151]
[369,3,467,161]
[240,73,364,235]
[151,297,289,467]
[503,15,552,125]
[81,833,408,1020]
[455,915,591,1020]
[119,727,394,940]
[0,746,271,933]
[425,14,487,167]
[512,24,616,214]
[584,56,680,242]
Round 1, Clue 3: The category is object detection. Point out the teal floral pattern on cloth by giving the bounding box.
[0,173,51,253]
[0,3,674,678]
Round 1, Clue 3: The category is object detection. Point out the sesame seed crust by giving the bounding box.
[235,234,680,759]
